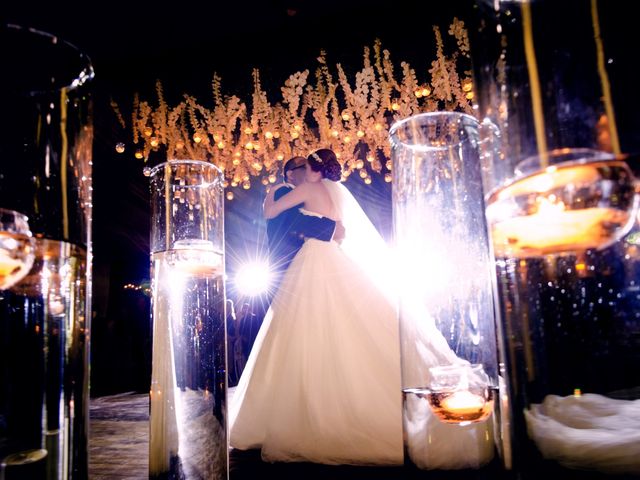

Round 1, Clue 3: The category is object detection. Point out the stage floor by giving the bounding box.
[88,392,411,479]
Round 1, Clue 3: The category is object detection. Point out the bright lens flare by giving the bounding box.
[235,261,272,296]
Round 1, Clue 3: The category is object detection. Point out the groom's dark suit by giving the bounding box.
[266,184,337,292]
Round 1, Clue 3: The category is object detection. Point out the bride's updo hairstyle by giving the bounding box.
[307,149,342,182]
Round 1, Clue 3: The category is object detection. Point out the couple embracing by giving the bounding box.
[229,148,404,465]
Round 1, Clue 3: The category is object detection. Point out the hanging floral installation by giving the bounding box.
[113,18,473,191]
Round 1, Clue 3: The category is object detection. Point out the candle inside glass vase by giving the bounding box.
[486,149,638,257]
[426,364,496,426]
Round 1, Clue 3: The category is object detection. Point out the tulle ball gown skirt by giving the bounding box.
[229,238,404,465]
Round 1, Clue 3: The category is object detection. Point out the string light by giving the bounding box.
[117,20,473,191]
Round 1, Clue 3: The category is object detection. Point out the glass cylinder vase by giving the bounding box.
[390,112,504,472]
[148,160,227,479]
[0,24,93,480]
[470,1,640,477]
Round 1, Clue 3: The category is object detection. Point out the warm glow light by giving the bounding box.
[115,142,125,153]
[535,194,566,216]
[226,191,234,200]
[442,390,485,414]
[122,30,473,189]
[491,207,630,257]
[488,161,636,256]
[135,150,144,159]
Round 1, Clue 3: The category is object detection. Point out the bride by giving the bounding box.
[228,149,477,466]
[229,148,403,465]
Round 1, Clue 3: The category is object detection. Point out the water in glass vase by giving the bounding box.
[149,242,227,480]
[486,159,637,258]
[401,387,500,471]
[487,161,640,477]
[0,238,88,480]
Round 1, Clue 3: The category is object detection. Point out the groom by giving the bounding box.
[266,156,336,296]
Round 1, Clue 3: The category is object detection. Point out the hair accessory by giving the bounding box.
[311,152,323,163]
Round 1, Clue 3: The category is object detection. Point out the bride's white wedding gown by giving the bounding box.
[229,235,403,464]
[229,179,491,466]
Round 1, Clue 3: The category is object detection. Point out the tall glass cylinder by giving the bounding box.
[0,25,93,480]
[148,160,227,479]
[470,1,640,477]
[390,112,503,472]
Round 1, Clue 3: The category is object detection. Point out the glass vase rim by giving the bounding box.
[389,111,480,152]
[0,207,32,235]
[485,147,628,202]
[146,159,224,178]
[3,23,94,94]
[514,148,619,177]
[0,207,30,223]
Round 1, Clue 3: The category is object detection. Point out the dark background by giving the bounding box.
[3,0,640,396]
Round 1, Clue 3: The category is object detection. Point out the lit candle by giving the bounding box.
[487,160,636,257]
[427,389,494,424]
[491,206,629,257]
[441,390,485,416]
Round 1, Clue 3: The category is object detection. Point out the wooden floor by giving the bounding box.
[88,392,501,479]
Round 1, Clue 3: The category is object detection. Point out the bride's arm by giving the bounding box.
[264,183,309,219]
